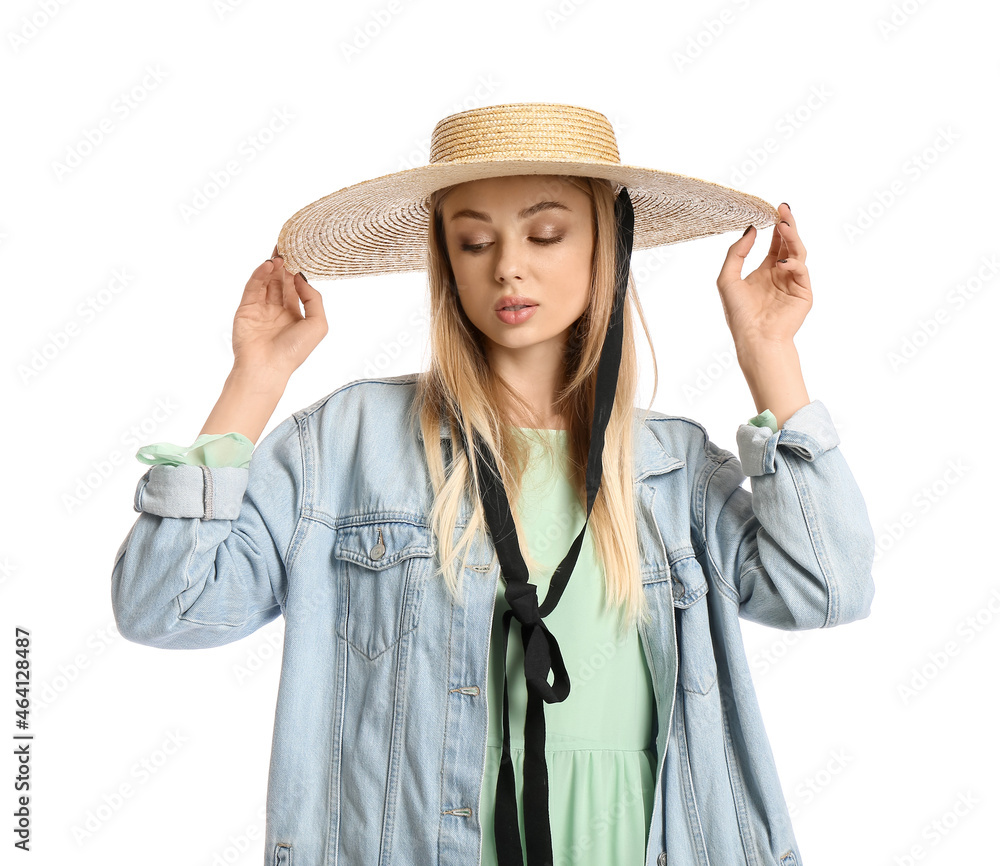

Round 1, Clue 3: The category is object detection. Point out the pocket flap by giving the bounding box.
[670,555,708,608]
[334,520,434,570]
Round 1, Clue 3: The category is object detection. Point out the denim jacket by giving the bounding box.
[111,373,876,866]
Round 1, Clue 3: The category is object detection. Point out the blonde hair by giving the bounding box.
[409,175,660,636]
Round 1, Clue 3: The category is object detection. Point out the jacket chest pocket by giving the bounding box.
[671,555,719,695]
[333,520,433,661]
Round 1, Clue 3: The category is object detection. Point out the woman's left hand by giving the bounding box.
[716,203,812,351]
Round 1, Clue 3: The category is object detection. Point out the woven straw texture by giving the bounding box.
[276,103,779,280]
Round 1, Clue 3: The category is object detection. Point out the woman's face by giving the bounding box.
[440,174,595,363]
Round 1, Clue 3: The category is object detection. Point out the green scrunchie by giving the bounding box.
[135,432,255,469]
[747,409,778,433]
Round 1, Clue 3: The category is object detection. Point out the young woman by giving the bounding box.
[112,103,876,866]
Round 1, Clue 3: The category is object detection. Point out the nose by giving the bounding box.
[493,239,523,284]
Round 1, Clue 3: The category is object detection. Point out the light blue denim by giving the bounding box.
[111,374,875,866]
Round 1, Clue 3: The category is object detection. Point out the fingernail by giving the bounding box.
[780,202,790,212]
[780,220,790,226]
[743,225,753,236]
[778,259,788,263]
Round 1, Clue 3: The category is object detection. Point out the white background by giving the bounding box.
[2,0,997,863]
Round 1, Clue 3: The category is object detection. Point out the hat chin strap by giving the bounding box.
[455,187,634,866]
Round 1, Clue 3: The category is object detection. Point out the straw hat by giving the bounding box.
[274,102,779,281]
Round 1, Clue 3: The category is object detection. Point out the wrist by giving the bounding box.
[734,337,798,362]
[227,364,290,395]
[733,340,809,429]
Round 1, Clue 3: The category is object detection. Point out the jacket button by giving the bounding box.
[657,853,667,866]
[370,528,386,560]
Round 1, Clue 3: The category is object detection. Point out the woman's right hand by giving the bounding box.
[230,246,329,381]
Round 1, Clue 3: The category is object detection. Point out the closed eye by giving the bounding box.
[460,237,564,253]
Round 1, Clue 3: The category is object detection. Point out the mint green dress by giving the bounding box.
[134,410,778,865]
[477,427,657,865]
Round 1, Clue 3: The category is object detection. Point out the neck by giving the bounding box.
[486,339,568,430]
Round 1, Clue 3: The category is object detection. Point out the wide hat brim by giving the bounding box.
[275,106,780,281]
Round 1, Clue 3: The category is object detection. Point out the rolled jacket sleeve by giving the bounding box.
[133,465,250,520]
[696,399,876,630]
[111,416,303,649]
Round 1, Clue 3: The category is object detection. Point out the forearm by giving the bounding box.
[199,366,289,445]
[736,340,810,429]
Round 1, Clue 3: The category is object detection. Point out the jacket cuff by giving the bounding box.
[736,399,840,477]
[133,464,250,519]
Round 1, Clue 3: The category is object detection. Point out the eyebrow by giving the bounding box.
[448,200,571,223]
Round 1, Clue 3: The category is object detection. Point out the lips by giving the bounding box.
[494,295,539,311]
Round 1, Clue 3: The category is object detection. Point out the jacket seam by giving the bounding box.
[291,374,423,426]
[696,455,742,604]
[278,414,312,610]
[782,449,837,628]
[674,694,711,865]
[201,465,214,520]
[380,567,416,865]
[437,577,459,865]
[719,684,762,866]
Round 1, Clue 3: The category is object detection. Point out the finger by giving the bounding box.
[773,257,812,299]
[294,273,327,325]
[241,257,277,305]
[775,205,806,261]
[265,255,288,307]
[717,225,755,287]
[764,220,783,263]
[271,254,303,315]
[272,255,301,313]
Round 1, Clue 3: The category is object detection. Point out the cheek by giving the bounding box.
[450,259,486,295]
[550,238,594,292]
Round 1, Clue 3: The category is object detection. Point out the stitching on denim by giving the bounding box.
[437,556,461,866]
[202,465,214,520]
[698,458,742,602]
[673,695,710,864]
[174,503,201,624]
[783,451,837,628]
[290,373,422,426]
[279,414,312,612]
[380,559,417,860]
[723,708,761,865]
[763,429,779,474]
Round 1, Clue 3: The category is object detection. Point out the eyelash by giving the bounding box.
[460,237,564,253]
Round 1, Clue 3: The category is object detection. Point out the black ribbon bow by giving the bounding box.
[455,187,635,866]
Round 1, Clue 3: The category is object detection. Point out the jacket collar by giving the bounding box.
[423,411,684,482]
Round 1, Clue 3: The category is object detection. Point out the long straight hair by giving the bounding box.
[409,175,660,636]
